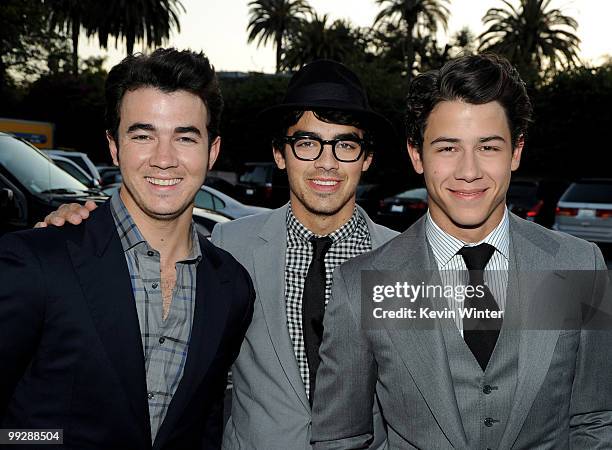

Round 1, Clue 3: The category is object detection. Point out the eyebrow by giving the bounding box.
[127,123,156,133]
[175,126,202,136]
[429,135,507,145]
[291,130,362,140]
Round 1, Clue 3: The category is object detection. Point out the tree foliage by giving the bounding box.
[479,0,581,85]
[247,0,313,73]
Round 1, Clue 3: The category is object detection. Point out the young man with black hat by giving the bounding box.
[38,59,398,449]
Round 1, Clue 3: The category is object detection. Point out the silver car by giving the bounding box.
[553,179,612,243]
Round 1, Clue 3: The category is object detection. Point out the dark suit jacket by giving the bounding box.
[0,202,254,450]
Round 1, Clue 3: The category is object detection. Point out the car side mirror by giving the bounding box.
[0,188,14,209]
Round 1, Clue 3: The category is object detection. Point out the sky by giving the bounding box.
[80,0,612,73]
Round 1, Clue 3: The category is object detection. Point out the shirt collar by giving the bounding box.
[425,207,510,267]
[286,203,360,244]
[110,191,202,263]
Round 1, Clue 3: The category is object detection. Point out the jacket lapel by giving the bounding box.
[67,202,151,444]
[253,205,310,412]
[498,216,562,449]
[154,236,232,449]
[373,218,468,449]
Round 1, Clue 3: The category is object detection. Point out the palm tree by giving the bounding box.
[282,15,363,71]
[479,0,580,83]
[247,0,313,73]
[46,0,97,75]
[96,0,184,55]
[374,0,450,78]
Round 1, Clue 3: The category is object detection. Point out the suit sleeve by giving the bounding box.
[569,242,612,447]
[0,233,45,420]
[210,223,223,247]
[312,266,377,450]
[201,260,255,449]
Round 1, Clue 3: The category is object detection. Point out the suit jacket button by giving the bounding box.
[148,392,154,400]
[484,417,496,427]
[483,385,492,394]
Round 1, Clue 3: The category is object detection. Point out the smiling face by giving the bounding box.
[407,100,523,242]
[273,111,372,233]
[108,87,220,224]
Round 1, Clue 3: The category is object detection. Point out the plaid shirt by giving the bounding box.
[285,205,371,398]
[110,193,201,440]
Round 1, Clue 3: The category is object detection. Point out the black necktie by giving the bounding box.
[302,235,333,404]
[458,243,502,371]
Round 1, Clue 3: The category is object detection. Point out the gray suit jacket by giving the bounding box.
[312,214,612,449]
[212,203,398,450]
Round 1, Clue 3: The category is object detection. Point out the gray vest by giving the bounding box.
[441,320,519,450]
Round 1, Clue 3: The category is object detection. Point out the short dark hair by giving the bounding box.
[272,109,373,155]
[105,47,223,146]
[405,53,532,150]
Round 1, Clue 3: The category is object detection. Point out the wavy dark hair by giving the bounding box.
[405,53,532,151]
[105,47,223,147]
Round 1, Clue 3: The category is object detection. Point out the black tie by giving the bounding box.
[458,243,502,371]
[302,235,333,405]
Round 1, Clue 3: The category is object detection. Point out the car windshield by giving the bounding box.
[239,165,271,184]
[561,181,612,204]
[0,136,87,194]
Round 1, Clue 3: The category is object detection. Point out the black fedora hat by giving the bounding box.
[258,60,397,151]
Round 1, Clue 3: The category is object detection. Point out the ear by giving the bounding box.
[510,135,525,171]
[407,141,424,175]
[361,152,373,172]
[273,145,286,170]
[207,136,221,170]
[107,131,119,166]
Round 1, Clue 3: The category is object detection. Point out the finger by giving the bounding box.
[34,221,48,228]
[84,200,98,211]
[47,214,66,226]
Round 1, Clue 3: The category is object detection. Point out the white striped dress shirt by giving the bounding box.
[424,208,510,334]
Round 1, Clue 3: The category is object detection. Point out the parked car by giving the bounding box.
[553,179,612,243]
[43,149,102,186]
[194,185,269,219]
[204,175,238,198]
[235,162,289,208]
[97,165,122,186]
[506,178,568,229]
[49,154,101,189]
[376,187,428,231]
[192,207,231,238]
[0,133,106,235]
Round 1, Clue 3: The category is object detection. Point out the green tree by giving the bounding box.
[45,0,98,75]
[373,0,450,78]
[282,16,368,71]
[247,0,313,73]
[479,0,581,84]
[96,0,184,55]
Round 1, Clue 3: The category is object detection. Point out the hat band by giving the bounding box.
[286,82,367,107]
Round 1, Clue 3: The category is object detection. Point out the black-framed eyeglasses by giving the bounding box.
[279,135,368,162]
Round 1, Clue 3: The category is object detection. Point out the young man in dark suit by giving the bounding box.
[0,48,254,449]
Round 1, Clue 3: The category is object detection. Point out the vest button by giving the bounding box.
[484,417,495,427]
[483,384,493,394]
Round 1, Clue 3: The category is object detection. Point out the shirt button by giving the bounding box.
[147,251,154,257]
[483,385,493,394]
[152,283,158,289]
[147,392,154,400]
[159,336,165,344]
[484,417,495,427]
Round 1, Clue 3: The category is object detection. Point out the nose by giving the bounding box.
[313,143,339,171]
[454,149,482,182]
[150,137,179,169]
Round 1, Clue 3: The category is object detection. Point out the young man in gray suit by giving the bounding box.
[39,59,398,449]
[312,54,612,449]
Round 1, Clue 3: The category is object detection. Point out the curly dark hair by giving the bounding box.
[105,47,223,147]
[405,53,532,151]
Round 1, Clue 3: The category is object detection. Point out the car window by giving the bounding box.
[213,196,225,210]
[561,182,612,203]
[195,190,215,210]
[396,188,428,201]
[0,136,87,193]
[55,160,90,185]
[239,165,271,184]
[507,182,538,199]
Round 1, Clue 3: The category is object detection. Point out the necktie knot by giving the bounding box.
[458,243,495,271]
[310,236,333,261]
